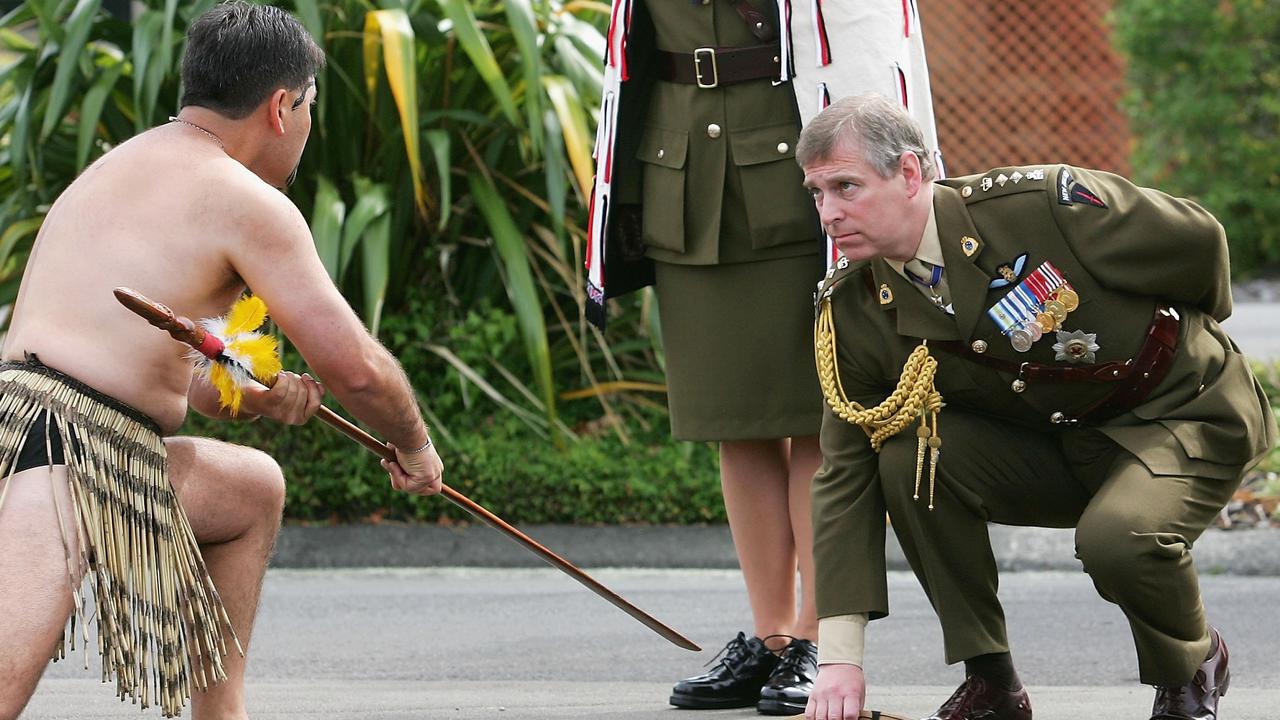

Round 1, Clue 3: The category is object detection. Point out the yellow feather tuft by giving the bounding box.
[227,335,283,383]
[224,295,269,337]
[209,362,243,415]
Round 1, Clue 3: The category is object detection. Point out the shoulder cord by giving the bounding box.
[814,296,944,509]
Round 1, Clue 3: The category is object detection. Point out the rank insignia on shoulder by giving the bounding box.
[1026,168,1045,181]
[1057,167,1108,209]
[879,284,894,304]
[981,177,994,192]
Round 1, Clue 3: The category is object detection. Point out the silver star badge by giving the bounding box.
[1053,329,1100,364]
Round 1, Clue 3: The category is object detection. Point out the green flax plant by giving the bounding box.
[0,0,213,305]
[0,0,666,446]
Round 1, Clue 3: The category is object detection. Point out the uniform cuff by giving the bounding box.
[817,613,868,667]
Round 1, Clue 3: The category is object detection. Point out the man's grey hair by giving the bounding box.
[796,93,937,182]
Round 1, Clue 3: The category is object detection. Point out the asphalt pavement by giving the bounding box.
[25,568,1280,719]
[1221,302,1280,361]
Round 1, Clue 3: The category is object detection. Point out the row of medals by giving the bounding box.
[1007,286,1081,353]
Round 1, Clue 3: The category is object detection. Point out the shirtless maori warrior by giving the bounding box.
[0,6,443,718]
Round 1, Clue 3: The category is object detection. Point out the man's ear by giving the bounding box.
[268,88,290,135]
[900,151,923,198]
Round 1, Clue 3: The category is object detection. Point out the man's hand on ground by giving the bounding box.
[806,663,866,720]
[383,442,444,496]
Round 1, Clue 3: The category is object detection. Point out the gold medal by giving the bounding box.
[1035,312,1056,331]
[1045,299,1068,322]
[1055,287,1080,312]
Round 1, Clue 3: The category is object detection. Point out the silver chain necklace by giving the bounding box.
[168,116,226,151]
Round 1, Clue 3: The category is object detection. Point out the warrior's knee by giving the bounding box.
[238,447,286,523]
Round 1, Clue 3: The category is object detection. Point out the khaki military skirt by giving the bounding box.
[653,254,824,441]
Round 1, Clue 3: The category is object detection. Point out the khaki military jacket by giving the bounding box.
[811,165,1278,621]
[606,0,818,270]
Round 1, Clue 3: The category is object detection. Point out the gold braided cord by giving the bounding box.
[0,368,240,718]
[814,297,944,507]
[815,298,943,449]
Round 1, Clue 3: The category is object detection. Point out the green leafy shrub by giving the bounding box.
[186,355,724,525]
[1,0,715,523]
[1249,360,1280,474]
[1112,0,1280,276]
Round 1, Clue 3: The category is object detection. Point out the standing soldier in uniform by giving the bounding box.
[797,94,1275,720]
[585,1,941,715]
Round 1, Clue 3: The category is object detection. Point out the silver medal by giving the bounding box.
[1010,329,1034,353]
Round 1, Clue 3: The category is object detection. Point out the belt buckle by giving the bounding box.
[693,47,719,89]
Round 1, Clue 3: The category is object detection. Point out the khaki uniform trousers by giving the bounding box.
[876,408,1241,685]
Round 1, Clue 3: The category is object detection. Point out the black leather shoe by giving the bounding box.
[1150,627,1230,720]
[758,637,817,716]
[670,632,780,709]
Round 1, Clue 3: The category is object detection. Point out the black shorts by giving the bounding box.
[12,412,67,472]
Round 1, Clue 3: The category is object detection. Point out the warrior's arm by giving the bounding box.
[187,371,322,425]
[223,188,429,452]
[188,375,252,420]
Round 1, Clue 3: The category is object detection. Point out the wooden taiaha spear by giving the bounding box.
[113,286,700,652]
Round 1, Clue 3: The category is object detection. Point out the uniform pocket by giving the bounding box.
[729,122,818,250]
[636,126,688,253]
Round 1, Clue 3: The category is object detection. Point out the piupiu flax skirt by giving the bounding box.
[0,357,238,718]
[653,254,824,441]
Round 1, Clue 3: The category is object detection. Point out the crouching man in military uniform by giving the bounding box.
[795,94,1276,720]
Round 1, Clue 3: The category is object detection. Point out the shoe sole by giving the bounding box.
[757,697,805,716]
[669,693,760,710]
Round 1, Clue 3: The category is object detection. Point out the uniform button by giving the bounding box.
[701,0,710,4]
[707,123,722,139]
[970,339,988,354]
[657,149,665,159]
[1050,411,1066,424]
[776,142,789,154]
[961,186,973,198]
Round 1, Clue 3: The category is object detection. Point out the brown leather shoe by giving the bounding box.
[1150,628,1231,720]
[923,674,1032,720]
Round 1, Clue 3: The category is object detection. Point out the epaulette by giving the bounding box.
[814,255,870,308]
[943,165,1054,204]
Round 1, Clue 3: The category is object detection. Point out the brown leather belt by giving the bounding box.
[657,45,781,88]
[933,305,1180,425]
